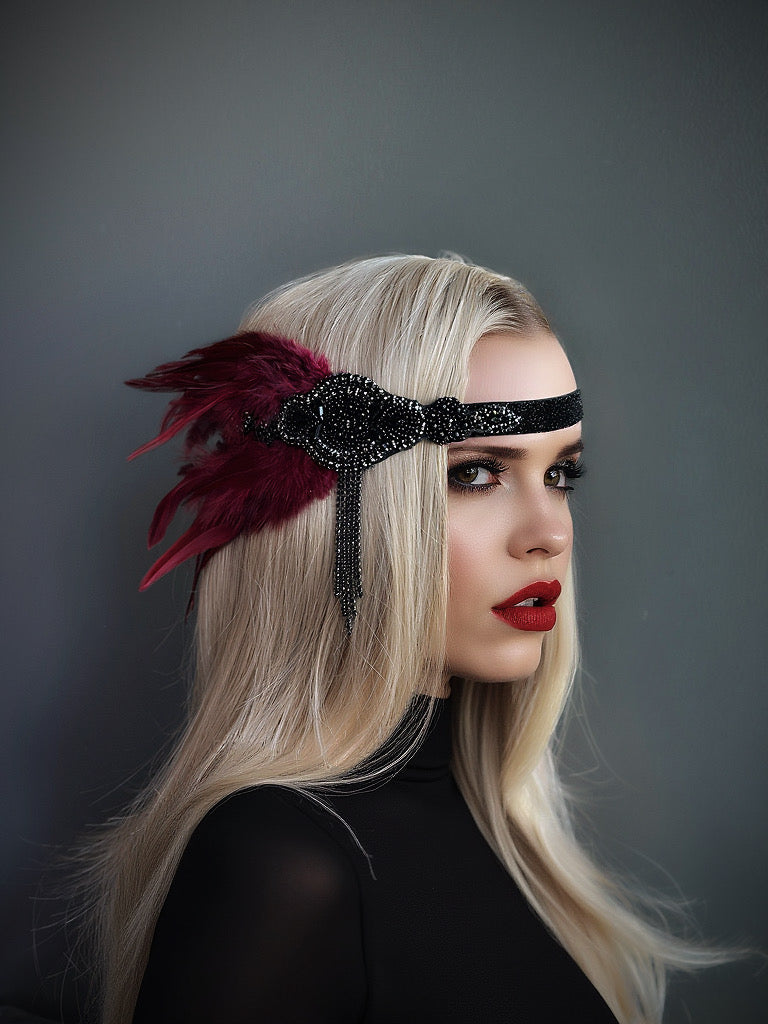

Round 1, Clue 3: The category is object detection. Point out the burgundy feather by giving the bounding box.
[127,331,336,593]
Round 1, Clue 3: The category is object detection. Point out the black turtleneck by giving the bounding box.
[134,697,617,1022]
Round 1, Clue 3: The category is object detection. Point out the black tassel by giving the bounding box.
[334,466,364,634]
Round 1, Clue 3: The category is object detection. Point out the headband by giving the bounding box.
[129,331,582,632]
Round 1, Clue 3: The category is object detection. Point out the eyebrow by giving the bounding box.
[447,439,585,462]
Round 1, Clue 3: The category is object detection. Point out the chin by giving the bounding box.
[446,635,546,684]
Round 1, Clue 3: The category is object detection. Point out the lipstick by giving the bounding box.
[492,580,561,632]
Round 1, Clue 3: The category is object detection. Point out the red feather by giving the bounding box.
[127,332,337,595]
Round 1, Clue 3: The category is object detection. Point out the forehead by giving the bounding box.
[465,331,577,403]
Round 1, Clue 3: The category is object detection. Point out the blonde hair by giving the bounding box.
[84,255,717,1023]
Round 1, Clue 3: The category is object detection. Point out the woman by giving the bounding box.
[86,255,713,1023]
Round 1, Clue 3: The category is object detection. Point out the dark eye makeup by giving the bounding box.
[447,456,508,493]
[447,455,585,495]
[544,459,585,493]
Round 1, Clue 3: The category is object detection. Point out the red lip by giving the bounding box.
[492,580,562,632]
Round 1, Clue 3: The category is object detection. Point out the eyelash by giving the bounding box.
[447,456,508,494]
[447,457,585,495]
[549,459,585,493]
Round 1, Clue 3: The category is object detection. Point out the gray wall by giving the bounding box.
[2,2,766,1020]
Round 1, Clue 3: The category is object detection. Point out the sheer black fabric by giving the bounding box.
[134,698,617,1022]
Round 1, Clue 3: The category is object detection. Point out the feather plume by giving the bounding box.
[127,332,336,595]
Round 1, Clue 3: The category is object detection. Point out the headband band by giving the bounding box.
[129,332,582,633]
[247,372,582,464]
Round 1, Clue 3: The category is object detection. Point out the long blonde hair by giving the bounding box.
[85,255,716,1023]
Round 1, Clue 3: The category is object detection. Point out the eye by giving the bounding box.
[448,457,507,494]
[544,459,585,493]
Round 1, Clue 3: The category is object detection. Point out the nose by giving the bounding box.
[505,490,572,560]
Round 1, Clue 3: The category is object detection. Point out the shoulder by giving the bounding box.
[136,786,367,1022]
[176,785,361,909]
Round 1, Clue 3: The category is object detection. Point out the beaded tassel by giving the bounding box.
[334,466,364,635]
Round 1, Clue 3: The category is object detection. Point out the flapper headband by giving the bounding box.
[129,331,582,632]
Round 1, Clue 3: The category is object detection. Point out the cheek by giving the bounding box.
[447,526,472,595]
[446,503,498,618]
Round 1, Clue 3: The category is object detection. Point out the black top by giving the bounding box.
[134,697,617,1023]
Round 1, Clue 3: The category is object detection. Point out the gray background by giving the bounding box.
[2,1,766,1021]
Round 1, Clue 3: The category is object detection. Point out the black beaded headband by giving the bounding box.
[245,372,583,632]
[129,332,582,633]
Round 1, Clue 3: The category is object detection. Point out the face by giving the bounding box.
[445,330,582,683]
